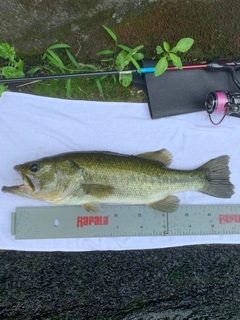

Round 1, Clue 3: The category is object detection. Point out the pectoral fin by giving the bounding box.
[82,184,115,199]
[148,195,180,212]
[137,149,172,166]
[82,202,101,213]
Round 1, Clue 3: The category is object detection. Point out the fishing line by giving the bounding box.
[208,108,228,126]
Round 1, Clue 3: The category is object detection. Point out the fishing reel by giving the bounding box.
[205,91,240,125]
[205,91,240,115]
[204,58,240,124]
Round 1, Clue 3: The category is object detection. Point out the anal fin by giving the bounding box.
[82,202,101,213]
[148,195,180,213]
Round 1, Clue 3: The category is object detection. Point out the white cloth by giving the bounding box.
[1,92,240,251]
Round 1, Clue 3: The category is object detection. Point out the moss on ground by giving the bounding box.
[106,0,240,62]
[11,77,147,102]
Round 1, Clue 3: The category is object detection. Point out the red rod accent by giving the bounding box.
[167,64,208,71]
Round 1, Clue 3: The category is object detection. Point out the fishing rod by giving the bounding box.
[0,64,205,84]
[0,58,240,85]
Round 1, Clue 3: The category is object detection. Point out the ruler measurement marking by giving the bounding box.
[11,204,240,239]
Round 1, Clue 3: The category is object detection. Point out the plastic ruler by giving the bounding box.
[11,204,240,240]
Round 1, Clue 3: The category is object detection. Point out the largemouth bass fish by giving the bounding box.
[2,149,234,213]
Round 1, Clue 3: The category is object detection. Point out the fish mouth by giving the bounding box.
[15,165,37,190]
[2,165,39,195]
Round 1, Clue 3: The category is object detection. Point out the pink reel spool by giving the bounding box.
[214,91,227,114]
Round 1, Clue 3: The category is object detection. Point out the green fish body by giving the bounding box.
[2,149,234,212]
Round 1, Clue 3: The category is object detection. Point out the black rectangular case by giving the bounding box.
[137,59,240,119]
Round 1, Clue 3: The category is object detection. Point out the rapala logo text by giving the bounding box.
[219,214,240,224]
[77,215,109,227]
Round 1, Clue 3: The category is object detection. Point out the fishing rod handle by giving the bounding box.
[207,58,240,71]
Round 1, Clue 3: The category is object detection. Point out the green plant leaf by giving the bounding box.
[115,50,128,70]
[26,67,41,75]
[170,46,178,53]
[169,53,182,69]
[45,55,64,71]
[66,49,81,69]
[163,41,170,52]
[46,50,66,69]
[47,43,71,50]
[133,53,144,61]
[14,59,24,71]
[66,78,71,98]
[103,25,117,42]
[119,45,144,70]
[100,58,114,62]
[126,45,144,59]
[129,56,141,71]
[173,38,194,53]
[42,52,47,60]
[154,56,168,76]
[0,83,8,96]
[117,44,132,52]
[112,74,117,85]
[97,49,115,55]
[1,66,25,78]
[0,43,15,61]
[100,75,108,80]
[119,73,133,87]
[95,77,104,98]
[156,45,163,54]
[43,65,58,74]
[81,64,99,71]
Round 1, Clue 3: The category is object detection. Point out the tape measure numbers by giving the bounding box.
[11,204,240,240]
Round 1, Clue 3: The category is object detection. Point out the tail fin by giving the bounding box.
[199,155,234,198]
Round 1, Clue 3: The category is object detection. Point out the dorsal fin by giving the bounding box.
[137,148,173,166]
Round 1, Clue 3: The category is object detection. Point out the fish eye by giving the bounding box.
[30,163,40,172]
